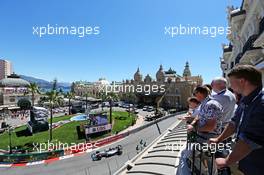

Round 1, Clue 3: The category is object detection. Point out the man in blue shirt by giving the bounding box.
[209,65,264,175]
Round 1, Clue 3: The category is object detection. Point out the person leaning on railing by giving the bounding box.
[178,97,200,124]
[209,65,264,175]
[211,77,236,129]
[186,85,224,175]
[187,86,224,139]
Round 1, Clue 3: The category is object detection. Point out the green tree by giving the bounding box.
[70,82,76,93]
[83,92,90,110]
[59,88,64,95]
[52,78,58,91]
[17,98,32,117]
[26,83,41,107]
[104,92,119,124]
[46,90,62,141]
[65,92,75,115]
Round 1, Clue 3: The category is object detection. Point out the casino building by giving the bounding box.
[74,62,202,110]
[124,62,203,109]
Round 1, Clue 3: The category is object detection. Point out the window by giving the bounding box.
[9,97,15,102]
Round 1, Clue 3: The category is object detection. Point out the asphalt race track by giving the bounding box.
[0,113,183,175]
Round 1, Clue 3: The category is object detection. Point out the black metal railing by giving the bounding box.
[230,61,234,69]
[187,131,232,175]
[235,53,242,64]
[242,34,258,54]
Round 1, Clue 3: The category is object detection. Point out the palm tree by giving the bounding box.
[46,90,61,141]
[65,92,75,115]
[100,92,107,111]
[105,92,119,125]
[83,92,90,110]
[52,78,58,91]
[26,83,41,107]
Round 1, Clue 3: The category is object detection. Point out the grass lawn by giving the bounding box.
[0,111,136,151]
[48,115,73,123]
[111,111,136,133]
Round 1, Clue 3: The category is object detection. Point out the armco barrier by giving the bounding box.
[65,142,93,154]
[92,133,127,148]
[0,150,64,164]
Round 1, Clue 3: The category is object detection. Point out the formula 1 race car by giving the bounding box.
[91,145,123,161]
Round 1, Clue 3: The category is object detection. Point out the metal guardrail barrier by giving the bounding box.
[0,149,64,164]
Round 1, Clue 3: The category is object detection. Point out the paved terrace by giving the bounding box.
[116,120,188,175]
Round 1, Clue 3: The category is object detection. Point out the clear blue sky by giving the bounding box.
[0,0,241,83]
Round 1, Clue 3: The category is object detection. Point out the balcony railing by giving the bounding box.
[242,34,258,54]
[233,34,262,64]
[259,17,264,35]
[230,9,246,18]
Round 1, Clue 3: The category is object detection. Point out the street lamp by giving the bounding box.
[108,97,113,124]
[8,125,13,154]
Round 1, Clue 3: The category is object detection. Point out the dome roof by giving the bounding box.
[95,78,110,85]
[144,74,152,82]
[0,74,30,87]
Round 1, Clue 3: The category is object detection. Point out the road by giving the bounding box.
[0,112,184,175]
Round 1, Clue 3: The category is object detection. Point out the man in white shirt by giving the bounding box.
[211,77,236,127]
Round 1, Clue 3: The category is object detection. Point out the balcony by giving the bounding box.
[235,34,263,63]
[253,17,264,48]
[223,44,233,53]
[230,9,246,18]
[117,121,187,174]
[240,48,263,63]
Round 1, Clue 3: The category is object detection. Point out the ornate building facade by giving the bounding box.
[0,73,37,110]
[73,63,202,109]
[220,0,264,84]
[73,78,111,97]
[126,62,203,109]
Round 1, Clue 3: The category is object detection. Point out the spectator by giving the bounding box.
[203,84,213,93]
[210,65,264,175]
[188,86,224,138]
[187,86,224,174]
[179,97,200,123]
[211,77,236,127]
